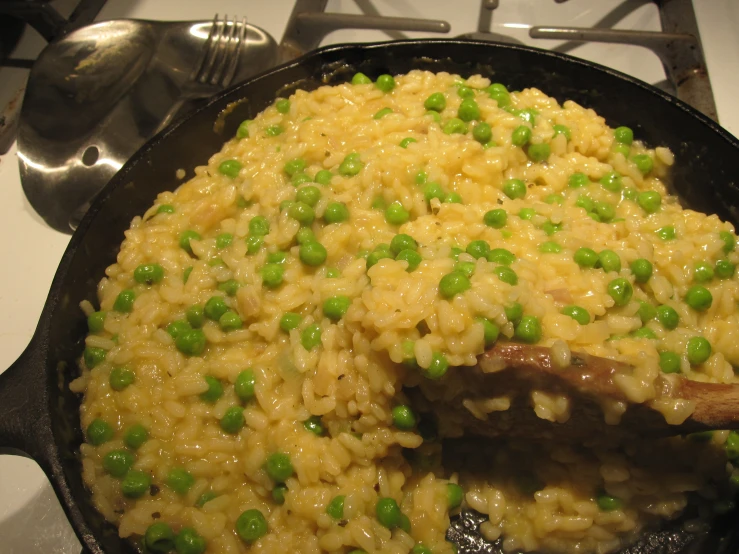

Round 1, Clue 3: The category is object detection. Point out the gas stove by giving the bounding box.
[0,1,737,553]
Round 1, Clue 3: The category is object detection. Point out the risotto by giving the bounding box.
[71,70,739,554]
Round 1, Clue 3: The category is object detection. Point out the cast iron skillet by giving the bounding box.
[2,39,739,554]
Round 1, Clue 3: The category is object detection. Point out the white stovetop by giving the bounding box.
[0,1,737,552]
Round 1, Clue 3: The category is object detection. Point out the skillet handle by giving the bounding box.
[0,335,53,460]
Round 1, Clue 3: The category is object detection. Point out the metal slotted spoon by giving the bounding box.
[17,15,277,233]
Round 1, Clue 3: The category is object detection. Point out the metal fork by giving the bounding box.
[155,15,247,133]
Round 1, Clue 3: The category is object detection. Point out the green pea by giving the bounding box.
[565,173,588,190]
[636,301,657,323]
[303,415,325,436]
[517,108,537,124]
[297,241,327,267]
[599,172,622,193]
[632,154,653,175]
[636,190,661,214]
[218,159,242,178]
[726,432,739,460]
[166,467,195,495]
[712,259,734,280]
[199,376,223,403]
[385,201,410,225]
[399,137,417,149]
[86,418,114,446]
[326,266,340,277]
[272,483,288,505]
[208,257,226,269]
[720,231,736,253]
[265,125,284,137]
[423,182,446,203]
[527,143,551,163]
[473,122,492,144]
[458,98,480,122]
[169,321,193,342]
[475,317,499,348]
[539,241,561,254]
[503,178,526,199]
[175,528,206,554]
[541,221,562,236]
[466,240,490,260]
[514,315,542,343]
[553,124,571,140]
[607,278,633,307]
[296,227,315,245]
[656,226,676,240]
[450,246,464,261]
[203,297,227,321]
[109,367,135,391]
[493,265,518,285]
[84,346,107,369]
[375,74,395,93]
[234,368,256,403]
[314,169,333,185]
[574,247,599,268]
[236,119,251,139]
[593,201,615,222]
[412,544,432,554]
[87,311,106,333]
[694,261,714,283]
[423,352,449,380]
[518,208,536,220]
[561,305,590,325]
[597,492,623,511]
[265,452,293,482]
[439,271,471,299]
[614,126,633,145]
[175,328,206,356]
[324,201,350,224]
[121,470,151,498]
[261,264,285,289]
[124,424,149,449]
[292,172,311,186]
[218,279,239,297]
[103,449,134,478]
[373,107,393,120]
[287,202,315,226]
[145,522,176,553]
[442,118,468,135]
[179,230,202,256]
[280,312,303,333]
[456,84,475,98]
[396,249,422,272]
[323,296,351,322]
[275,98,290,113]
[114,289,135,313]
[622,187,638,201]
[630,258,653,283]
[504,302,523,325]
[684,285,712,311]
[235,509,268,543]
[390,234,417,255]
[484,208,507,228]
[245,235,263,254]
[219,311,242,331]
[295,185,321,208]
[659,351,681,374]
[133,263,165,285]
[220,405,245,434]
[301,323,322,350]
[283,159,306,178]
[631,327,657,340]
[576,195,595,212]
[656,305,679,330]
[511,125,531,147]
[687,336,712,365]
[455,261,475,278]
[391,405,417,430]
[352,72,372,85]
[376,497,401,529]
[598,250,621,273]
[424,92,446,112]
[488,85,511,107]
[157,203,175,214]
[367,246,393,269]
[326,495,346,519]
[447,483,464,510]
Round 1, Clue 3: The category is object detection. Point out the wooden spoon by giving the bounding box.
[413,344,739,442]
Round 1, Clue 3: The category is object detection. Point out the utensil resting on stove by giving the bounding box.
[17,16,278,234]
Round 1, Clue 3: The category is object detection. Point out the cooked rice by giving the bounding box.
[71,70,739,554]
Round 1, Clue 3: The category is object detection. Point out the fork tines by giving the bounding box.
[194,14,247,88]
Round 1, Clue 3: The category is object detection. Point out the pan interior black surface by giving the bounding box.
[4,39,739,554]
